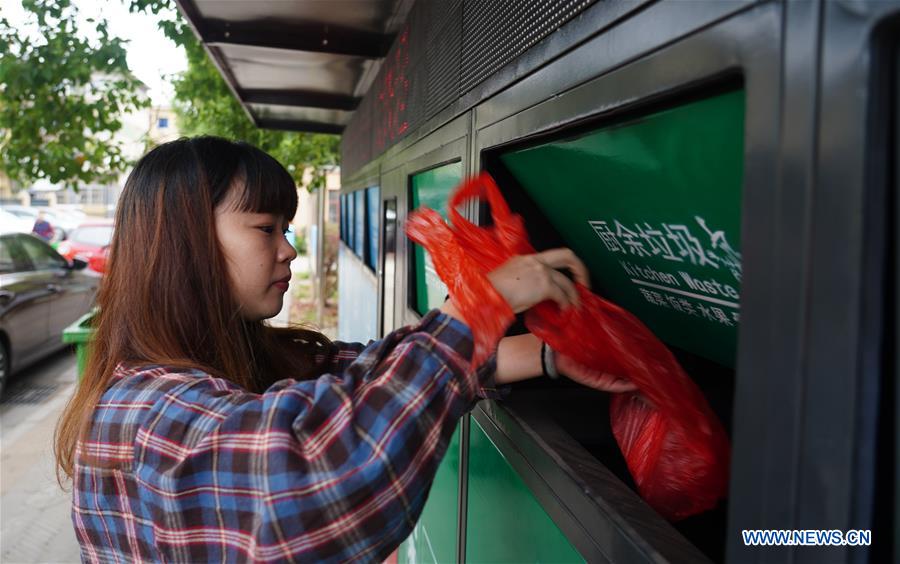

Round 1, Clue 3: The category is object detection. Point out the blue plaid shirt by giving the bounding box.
[72,310,497,562]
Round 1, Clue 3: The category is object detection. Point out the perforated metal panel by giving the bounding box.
[424,0,464,118]
[460,0,596,93]
[341,87,374,173]
[342,0,599,175]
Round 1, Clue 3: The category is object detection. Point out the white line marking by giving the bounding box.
[630,279,740,309]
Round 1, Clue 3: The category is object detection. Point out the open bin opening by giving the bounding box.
[500,354,733,560]
[482,86,745,562]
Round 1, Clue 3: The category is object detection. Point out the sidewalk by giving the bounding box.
[1,354,81,563]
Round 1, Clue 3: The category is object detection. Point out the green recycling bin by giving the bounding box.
[62,309,96,381]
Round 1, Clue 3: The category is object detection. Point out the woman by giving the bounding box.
[55,136,633,562]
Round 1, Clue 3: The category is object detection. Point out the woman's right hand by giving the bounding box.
[487,248,591,314]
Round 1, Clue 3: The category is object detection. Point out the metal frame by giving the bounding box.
[895,41,900,564]
[172,0,404,133]
[788,3,899,563]
[470,397,711,562]
[375,165,403,336]
[466,1,900,562]
[334,0,899,561]
[378,197,398,339]
[241,90,359,111]
[253,119,344,135]
[474,2,780,562]
[378,113,471,328]
[475,4,780,559]
[371,112,474,562]
[368,3,785,560]
[475,4,780,560]
[172,0,258,126]
[201,19,393,58]
[341,1,782,561]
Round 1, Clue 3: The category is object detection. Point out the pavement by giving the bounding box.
[1,349,82,563]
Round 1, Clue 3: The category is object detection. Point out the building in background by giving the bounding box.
[0,171,20,203]
[294,166,341,232]
[7,86,181,215]
[148,106,180,145]
[76,101,181,216]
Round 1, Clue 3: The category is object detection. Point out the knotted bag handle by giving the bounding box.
[445,173,534,271]
[404,172,518,365]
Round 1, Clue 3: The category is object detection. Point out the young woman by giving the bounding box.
[55,136,634,562]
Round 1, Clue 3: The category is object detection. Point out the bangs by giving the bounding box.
[231,143,298,219]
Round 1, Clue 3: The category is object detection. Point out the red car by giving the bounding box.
[87,245,110,274]
[56,220,114,274]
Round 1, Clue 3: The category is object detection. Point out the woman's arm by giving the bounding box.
[315,299,472,379]
[119,310,483,562]
[441,299,541,388]
[495,333,542,385]
[495,332,638,392]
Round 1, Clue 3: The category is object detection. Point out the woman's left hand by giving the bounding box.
[555,353,638,393]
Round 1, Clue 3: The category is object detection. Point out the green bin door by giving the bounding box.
[466,417,583,563]
[500,90,745,367]
[410,162,463,316]
[398,424,461,563]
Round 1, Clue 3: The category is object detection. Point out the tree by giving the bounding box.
[0,0,149,188]
[129,0,340,188]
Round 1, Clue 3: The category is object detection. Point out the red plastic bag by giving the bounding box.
[406,172,730,521]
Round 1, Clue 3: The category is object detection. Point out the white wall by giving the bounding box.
[337,244,378,344]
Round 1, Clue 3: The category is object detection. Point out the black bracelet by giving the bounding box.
[540,341,549,378]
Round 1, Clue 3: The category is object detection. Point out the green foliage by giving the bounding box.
[0,0,150,188]
[323,223,339,302]
[128,0,340,188]
[293,230,308,256]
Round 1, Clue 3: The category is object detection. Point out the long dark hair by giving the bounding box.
[56,136,330,481]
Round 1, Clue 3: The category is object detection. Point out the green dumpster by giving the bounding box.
[62,310,95,381]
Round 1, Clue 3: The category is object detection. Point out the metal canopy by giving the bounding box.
[174,0,412,134]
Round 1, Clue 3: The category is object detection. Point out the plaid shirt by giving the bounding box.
[73,310,497,563]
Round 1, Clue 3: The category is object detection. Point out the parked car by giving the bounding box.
[2,205,67,242]
[0,232,99,394]
[2,205,39,223]
[56,219,114,265]
[0,209,34,234]
[87,245,109,274]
